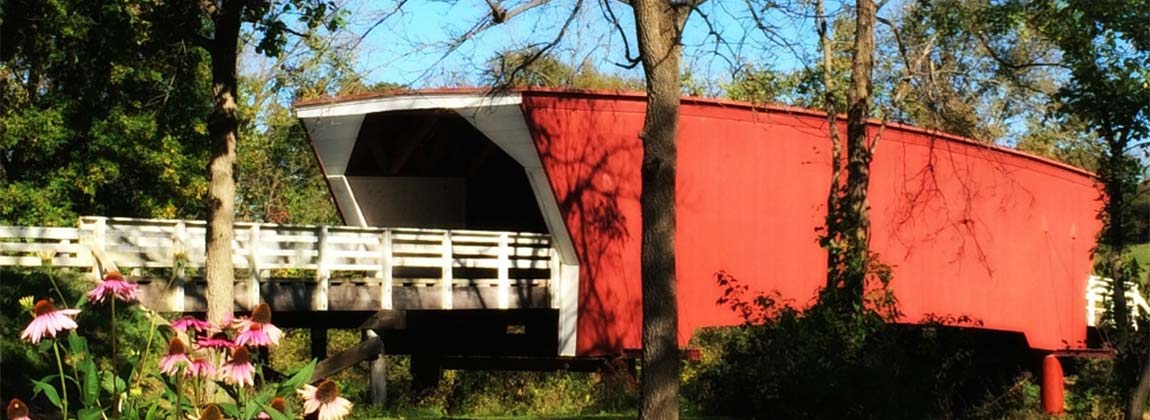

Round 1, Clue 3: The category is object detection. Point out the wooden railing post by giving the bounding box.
[441,231,453,310]
[80,216,109,279]
[315,226,330,311]
[93,217,107,256]
[498,233,511,309]
[170,222,188,312]
[248,224,261,309]
[378,230,393,310]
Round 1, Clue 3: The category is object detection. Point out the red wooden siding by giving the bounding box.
[521,91,1100,355]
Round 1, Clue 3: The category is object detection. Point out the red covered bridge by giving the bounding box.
[295,88,1101,358]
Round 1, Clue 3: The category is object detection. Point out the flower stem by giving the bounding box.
[175,372,183,420]
[53,339,70,420]
[45,267,70,308]
[111,297,120,418]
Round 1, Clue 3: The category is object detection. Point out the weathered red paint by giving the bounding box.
[520,91,1100,355]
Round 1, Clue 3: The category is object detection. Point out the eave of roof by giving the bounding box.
[293,87,1095,178]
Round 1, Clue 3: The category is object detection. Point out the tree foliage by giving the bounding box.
[1,0,212,226]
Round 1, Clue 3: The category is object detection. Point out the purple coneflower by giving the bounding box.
[7,398,30,420]
[159,337,192,376]
[86,271,138,303]
[234,303,282,347]
[21,299,80,344]
[186,355,216,378]
[172,316,212,334]
[219,346,255,387]
[256,396,287,419]
[298,380,353,420]
[197,332,235,350]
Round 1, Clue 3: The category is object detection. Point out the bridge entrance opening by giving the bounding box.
[341,109,548,233]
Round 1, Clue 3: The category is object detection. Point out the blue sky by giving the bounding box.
[340,0,843,89]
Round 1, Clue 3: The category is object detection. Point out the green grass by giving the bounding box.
[359,417,726,420]
[1132,242,1149,279]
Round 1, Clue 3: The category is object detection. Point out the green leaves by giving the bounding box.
[77,407,104,420]
[1,0,212,225]
[278,358,317,395]
[80,358,100,406]
[31,377,64,409]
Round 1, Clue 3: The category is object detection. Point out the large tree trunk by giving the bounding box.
[1103,140,1130,346]
[817,0,844,294]
[632,1,691,419]
[836,0,877,309]
[1130,335,1150,420]
[204,0,243,326]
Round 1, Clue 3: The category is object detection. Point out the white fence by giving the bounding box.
[1086,275,1150,329]
[1,216,557,311]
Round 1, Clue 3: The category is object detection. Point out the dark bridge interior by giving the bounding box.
[345,109,547,233]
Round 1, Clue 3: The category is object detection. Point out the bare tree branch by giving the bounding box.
[601,0,642,69]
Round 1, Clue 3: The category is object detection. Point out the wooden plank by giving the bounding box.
[360,310,407,330]
[325,249,383,259]
[0,226,81,240]
[326,235,385,245]
[0,242,88,253]
[0,255,94,267]
[327,263,387,271]
[392,256,552,270]
[311,336,382,383]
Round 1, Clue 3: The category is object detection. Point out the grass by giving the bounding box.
[359,417,726,420]
[1132,242,1149,280]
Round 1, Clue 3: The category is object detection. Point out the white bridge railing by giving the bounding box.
[1,216,558,312]
[1086,275,1150,329]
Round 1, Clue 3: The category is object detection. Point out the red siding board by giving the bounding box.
[520,92,1100,356]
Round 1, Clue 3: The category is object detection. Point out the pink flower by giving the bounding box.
[7,398,30,420]
[235,322,283,348]
[21,299,80,344]
[86,271,139,303]
[159,337,192,376]
[219,347,255,387]
[298,380,353,420]
[186,356,216,378]
[234,304,282,347]
[172,316,212,334]
[196,333,235,350]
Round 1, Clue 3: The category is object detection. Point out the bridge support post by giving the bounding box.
[366,330,387,405]
[1041,354,1064,415]
[311,328,328,361]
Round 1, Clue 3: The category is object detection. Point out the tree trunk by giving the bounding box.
[1130,334,1150,420]
[205,0,243,326]
[838,0,876,309]
[817,0,844,294]
[632,1,690,419]
[1104,140,1130,346]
